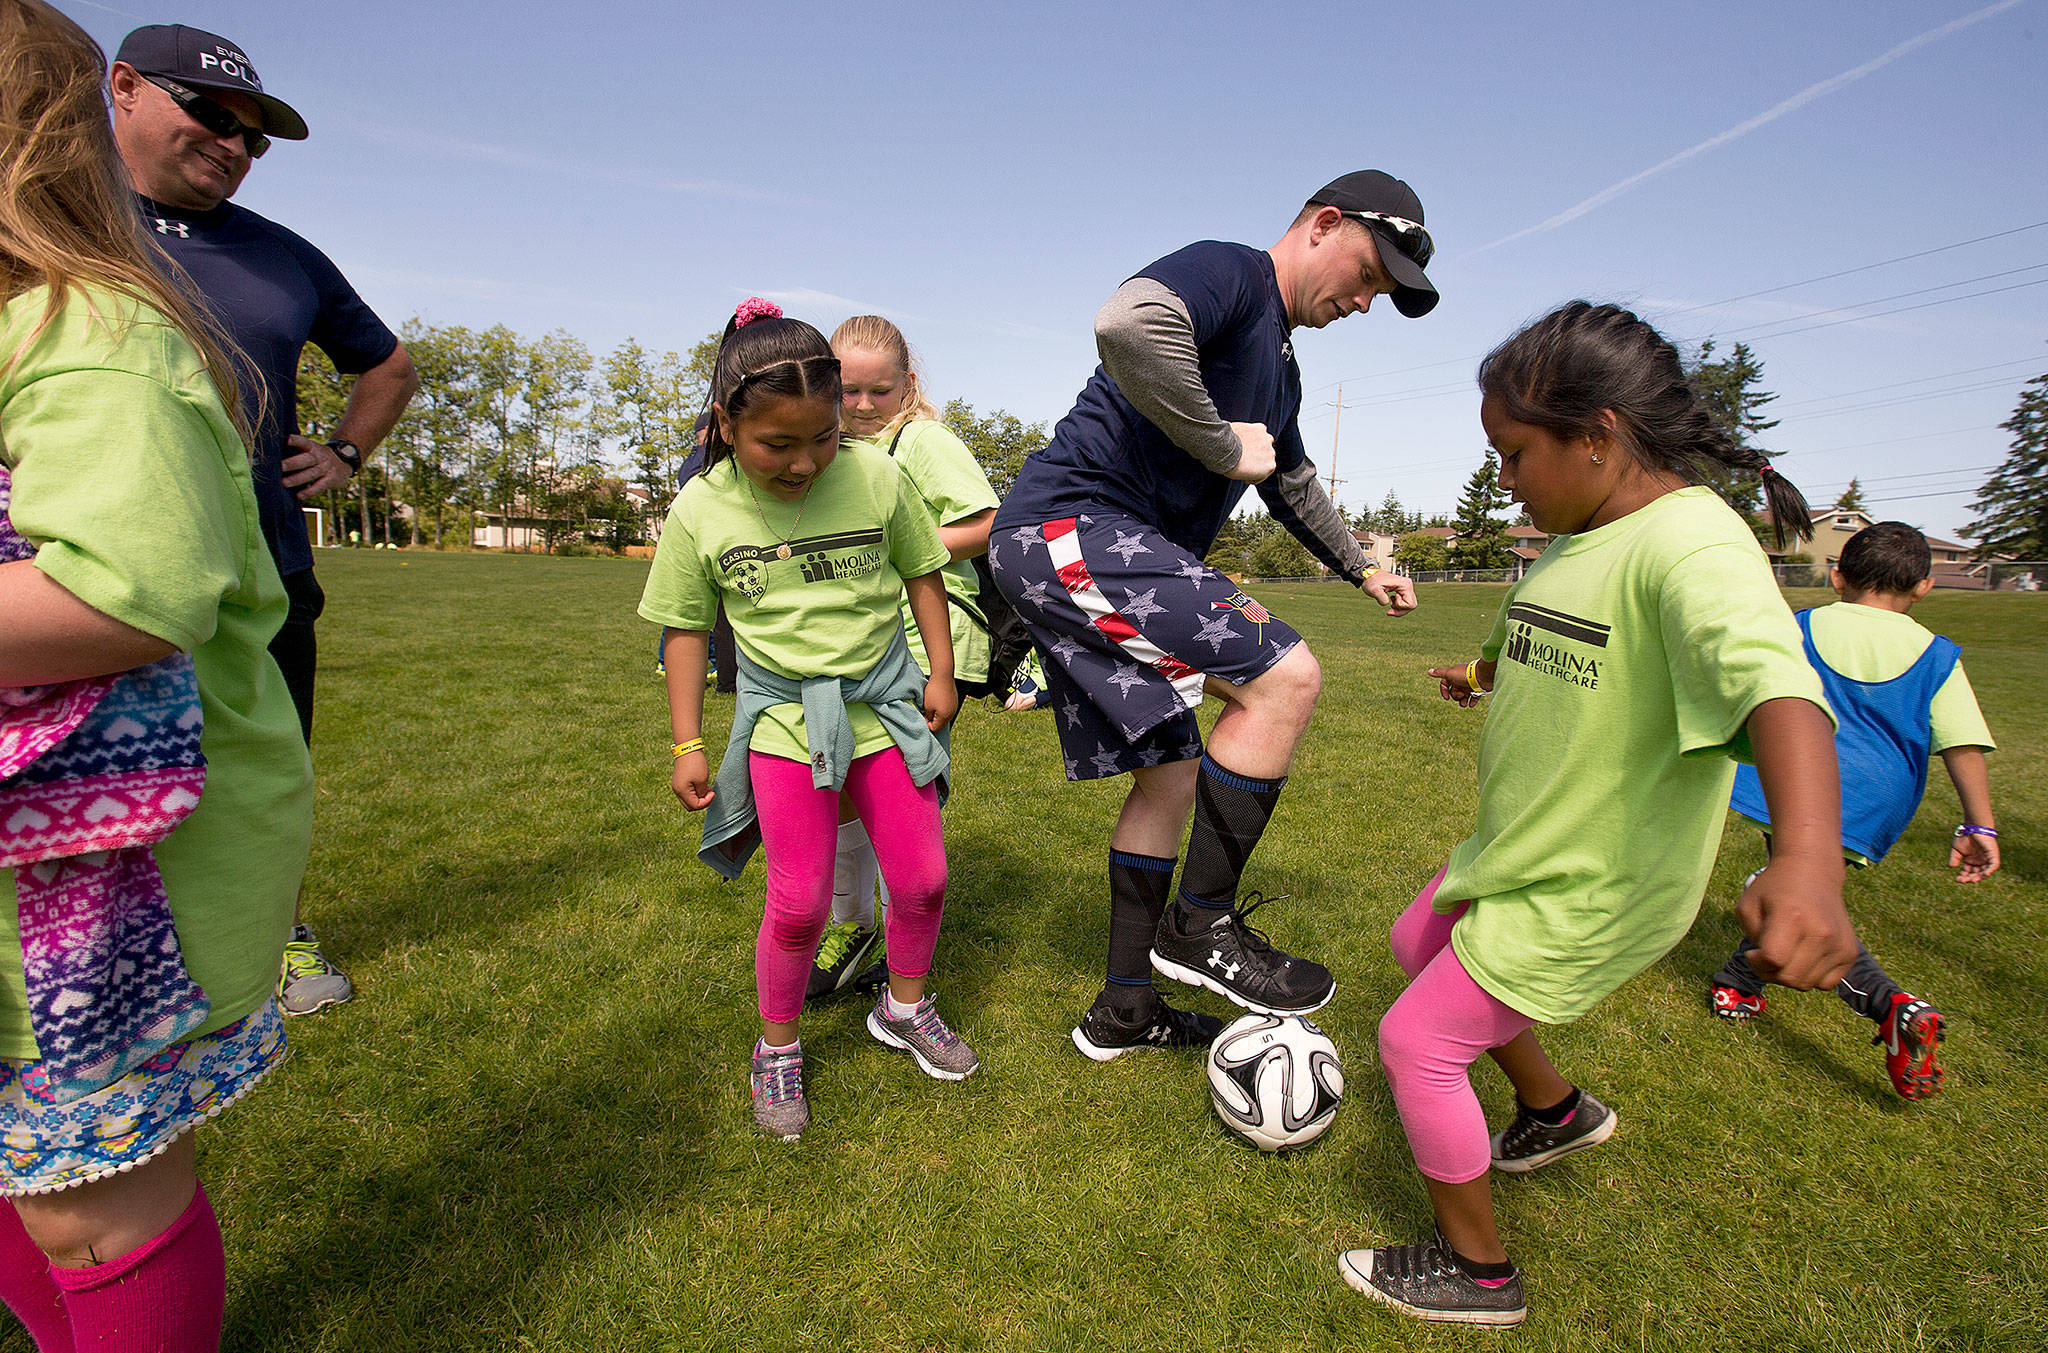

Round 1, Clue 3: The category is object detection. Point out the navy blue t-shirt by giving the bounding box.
[137,195,399,577]
[995,241,1305,556]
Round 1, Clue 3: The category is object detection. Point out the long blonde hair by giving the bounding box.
[0,0,251,444]
[830,314,939,437]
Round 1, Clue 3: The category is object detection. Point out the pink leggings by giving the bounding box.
[1377,868,1538,1184]
[751,748,946,1025]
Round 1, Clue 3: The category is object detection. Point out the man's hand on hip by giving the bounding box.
[284,435,354,498]
[1223,422,1277,483]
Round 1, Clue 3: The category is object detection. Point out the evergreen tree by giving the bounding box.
[1449,450,1511,568]
[1965,371,2048,557]
[1832,477,1868,513]
[1687,339,1779,524]
[1375,489,1407,535]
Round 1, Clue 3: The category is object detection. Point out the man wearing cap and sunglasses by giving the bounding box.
[108,24,419,1017]
[989,171,1437,1059]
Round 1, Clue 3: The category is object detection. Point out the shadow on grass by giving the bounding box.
[225,1000,713,1346]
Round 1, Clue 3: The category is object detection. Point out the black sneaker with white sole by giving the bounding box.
[1489,1089,1616,1173]
[1071,990,1225,1061]
[1150,891,1335,1015]
[1337,1232,1527,1327]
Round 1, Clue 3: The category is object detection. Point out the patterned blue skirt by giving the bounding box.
[0,999,286,1195]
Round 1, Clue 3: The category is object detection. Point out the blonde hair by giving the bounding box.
[830,314,938,435]
[0,0,252,444]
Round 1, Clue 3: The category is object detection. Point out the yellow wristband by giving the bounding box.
[670,738,705,759]
[1465,660,1485,693]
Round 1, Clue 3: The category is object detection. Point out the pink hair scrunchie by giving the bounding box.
[734,297,783,328]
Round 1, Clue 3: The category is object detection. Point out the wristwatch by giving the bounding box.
[325,438,363,476]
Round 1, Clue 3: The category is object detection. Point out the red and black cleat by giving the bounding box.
[1711,984,1767,1021]
[1877,993,1945,1100]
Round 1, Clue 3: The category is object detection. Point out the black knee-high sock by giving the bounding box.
[1173,754,1285,918]
[1106,850,1175,1009]
[1833,943,1903,1023]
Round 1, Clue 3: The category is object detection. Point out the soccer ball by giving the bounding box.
[1207,1013,1344,1152]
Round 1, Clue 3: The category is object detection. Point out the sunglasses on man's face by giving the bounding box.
[143,74,270,159]
[1343,210,1434,270]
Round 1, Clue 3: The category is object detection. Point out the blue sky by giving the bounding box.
[68,0,2047,542]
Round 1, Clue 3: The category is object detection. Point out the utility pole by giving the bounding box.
[1327,382,1346,500]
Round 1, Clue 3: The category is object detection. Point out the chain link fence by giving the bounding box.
[1771,561,2047,591]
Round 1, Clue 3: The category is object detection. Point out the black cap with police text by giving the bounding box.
[1307,171,1438,318]
[114,25,308,141]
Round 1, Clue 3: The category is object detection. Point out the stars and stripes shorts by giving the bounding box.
[987,513,1301,780]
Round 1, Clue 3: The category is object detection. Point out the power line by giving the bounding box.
[1302,220,2048,398]
[1776,424,2002,459]
[1776,376,2035,423]
[1768,357,2046,410]
[1733,277,2048,343]
[1659,221,2048,318]
[1723,264,2048,341]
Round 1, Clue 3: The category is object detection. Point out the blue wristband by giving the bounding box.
[1954,824,1998,838]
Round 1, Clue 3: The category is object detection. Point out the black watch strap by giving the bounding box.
[325,438,363,473]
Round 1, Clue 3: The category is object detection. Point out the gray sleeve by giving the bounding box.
[1094,278,1243,476]
[1267,457,1375,584]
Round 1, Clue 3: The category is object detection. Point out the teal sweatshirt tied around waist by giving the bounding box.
[697,627,949,880]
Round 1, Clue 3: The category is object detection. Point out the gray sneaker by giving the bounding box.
[750,1042,809,1141]
[1490,1089,1616,1173]
[1338,1232,1526,1327]
[278,924,353,1016]
[866,991,979,1080]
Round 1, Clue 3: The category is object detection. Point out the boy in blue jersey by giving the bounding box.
[990,172,1436,1057]
[109,25,420,1015]
[1710,522,2000,1099]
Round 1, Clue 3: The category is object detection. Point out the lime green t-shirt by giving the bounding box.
[1804,602,1993,753]
[0,286,313,1059]
[852,421,1000,683]
[1438,488,1829,1024]
[638,444,949,762]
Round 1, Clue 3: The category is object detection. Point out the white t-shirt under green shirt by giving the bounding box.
[638,444,949,763]
[1438,487,1830,1025]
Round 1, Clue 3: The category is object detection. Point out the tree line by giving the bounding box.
[295,324,1050,552]
[301,324,2046,565]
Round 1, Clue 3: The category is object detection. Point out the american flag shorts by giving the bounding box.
[986,513,1300,780]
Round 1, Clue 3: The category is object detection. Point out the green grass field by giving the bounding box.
[52,552,2047,1351]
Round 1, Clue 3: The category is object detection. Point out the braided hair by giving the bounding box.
[1478,301,1811,546]
[702,299,841,470]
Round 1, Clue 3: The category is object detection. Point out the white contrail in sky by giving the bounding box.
[1463,0,2026,257]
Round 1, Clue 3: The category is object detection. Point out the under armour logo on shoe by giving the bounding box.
[1208,951,1241,981]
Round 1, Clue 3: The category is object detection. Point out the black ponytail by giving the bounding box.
[701,307,841,470]
[1478,301,1812,546]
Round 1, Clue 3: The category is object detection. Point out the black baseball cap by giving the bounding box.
[1307,171,1438,318]
[114,25,308,141]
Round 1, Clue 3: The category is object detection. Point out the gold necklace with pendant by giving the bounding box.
[744,471,815,560]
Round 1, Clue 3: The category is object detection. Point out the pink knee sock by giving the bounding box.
[50,1184,223,1353]
[0,1202,72,1353]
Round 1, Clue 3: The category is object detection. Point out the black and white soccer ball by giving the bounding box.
[1207,1013,1344,1152]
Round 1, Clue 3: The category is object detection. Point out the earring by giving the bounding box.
[1591,453,1605,465]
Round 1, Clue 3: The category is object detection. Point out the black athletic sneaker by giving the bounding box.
[1070,990,1225,1061]
[1338,1232,1527,1327]
[806,922,880,1000]
[1489,1089,1617,1173]
[1150,891,1336,1015]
